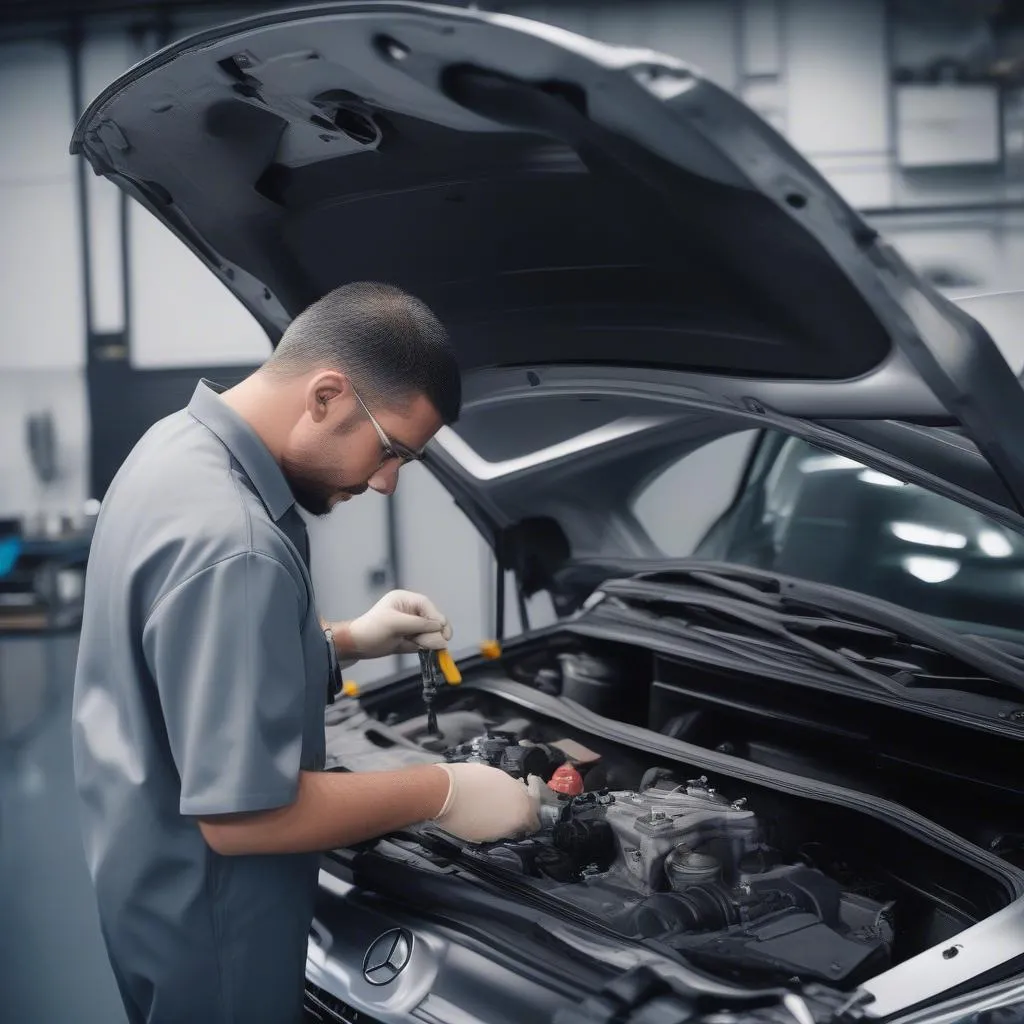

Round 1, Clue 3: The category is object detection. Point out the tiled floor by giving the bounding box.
[0,633,128,1024]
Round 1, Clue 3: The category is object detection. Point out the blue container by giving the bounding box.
[0,536,22,577]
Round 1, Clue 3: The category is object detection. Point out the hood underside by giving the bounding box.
[72,2,1024,532]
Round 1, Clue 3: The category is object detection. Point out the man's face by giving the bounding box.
[281,373,443,516]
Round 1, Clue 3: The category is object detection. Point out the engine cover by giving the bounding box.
[600,776,759,891]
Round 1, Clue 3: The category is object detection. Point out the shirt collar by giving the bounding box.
[187,379,296,522]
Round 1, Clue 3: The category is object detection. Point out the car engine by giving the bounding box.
[325,704,896,987]
[442,731,895,986]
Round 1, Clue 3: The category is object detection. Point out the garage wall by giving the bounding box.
[80,31,131,338]
[511,1,739,90]
[783,0,889,159]
[0,39,88,524]
[871,211,1024,298]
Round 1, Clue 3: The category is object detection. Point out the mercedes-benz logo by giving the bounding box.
[362,928,413,986]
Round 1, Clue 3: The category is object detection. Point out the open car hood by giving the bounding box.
[72,3,1024,572]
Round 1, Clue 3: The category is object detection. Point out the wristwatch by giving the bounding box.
[323,626,343,705]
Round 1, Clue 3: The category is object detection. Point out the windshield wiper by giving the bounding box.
[588,564,1024,700]
[594,585,913,697]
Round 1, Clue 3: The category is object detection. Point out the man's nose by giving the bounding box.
[367,460,400,496]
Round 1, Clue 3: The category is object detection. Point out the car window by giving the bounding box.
[692,432,1024,633]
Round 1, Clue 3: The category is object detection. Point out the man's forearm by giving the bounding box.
[197,765,449,856]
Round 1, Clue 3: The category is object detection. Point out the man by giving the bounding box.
[72,282,541,1024]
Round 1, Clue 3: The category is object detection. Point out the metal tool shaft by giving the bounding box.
[418,649,441,736]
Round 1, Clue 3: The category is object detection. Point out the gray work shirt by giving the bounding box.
[72,380,330,1024]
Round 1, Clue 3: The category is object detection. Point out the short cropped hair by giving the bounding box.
[265,282,461,423]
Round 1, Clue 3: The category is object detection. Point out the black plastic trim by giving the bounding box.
[458,672,1024,901]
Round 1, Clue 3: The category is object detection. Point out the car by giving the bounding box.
[72,4,1024,1023]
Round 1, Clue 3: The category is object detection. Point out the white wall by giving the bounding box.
[0,40,89,525]
[127,201,272,369]
[304,491,395,684]
[510,1,738,88]
[395,464,493,651]
[872,212,1024,298]
[783,0,889,159]
[80,31,133,336]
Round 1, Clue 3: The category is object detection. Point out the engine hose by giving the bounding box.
[670,884,740,933]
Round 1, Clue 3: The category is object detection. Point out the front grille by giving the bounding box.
[303,981,384,1024]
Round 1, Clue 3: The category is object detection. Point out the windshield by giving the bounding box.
[691,432,1024,635]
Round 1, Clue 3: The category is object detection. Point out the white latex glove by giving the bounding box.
[430,763,542,843]
[347,589,453,659]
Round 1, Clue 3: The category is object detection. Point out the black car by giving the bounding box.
[73,5,1024,1023]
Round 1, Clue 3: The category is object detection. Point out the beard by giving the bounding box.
[281,452,367,517]
[290,481,334,518]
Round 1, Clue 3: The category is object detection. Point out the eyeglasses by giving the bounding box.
[350,385,426,466]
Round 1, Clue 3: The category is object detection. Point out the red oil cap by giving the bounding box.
[548,763,584,796]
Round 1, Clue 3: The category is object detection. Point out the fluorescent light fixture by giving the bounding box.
[858,469,906,488]
[978,529,1014,558]
[890,522,967,549]
[902,556,961,583]
[431,416,671,481]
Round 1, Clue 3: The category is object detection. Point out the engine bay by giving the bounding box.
[322,627,1024,997]
[327,701,907,987]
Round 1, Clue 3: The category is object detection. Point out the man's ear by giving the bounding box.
[306,370,350,422]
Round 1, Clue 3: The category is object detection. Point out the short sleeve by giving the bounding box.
[142,551,307,816]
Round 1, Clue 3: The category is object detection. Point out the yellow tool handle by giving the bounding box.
[436,649,462,684]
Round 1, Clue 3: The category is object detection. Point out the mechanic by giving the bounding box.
[71,281,542,1024]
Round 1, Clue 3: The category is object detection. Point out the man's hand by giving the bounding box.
[430,763,542,843]
[331,589,453,660]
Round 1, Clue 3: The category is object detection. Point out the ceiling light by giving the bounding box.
[902,556,961,584]
[890,522,967,549]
